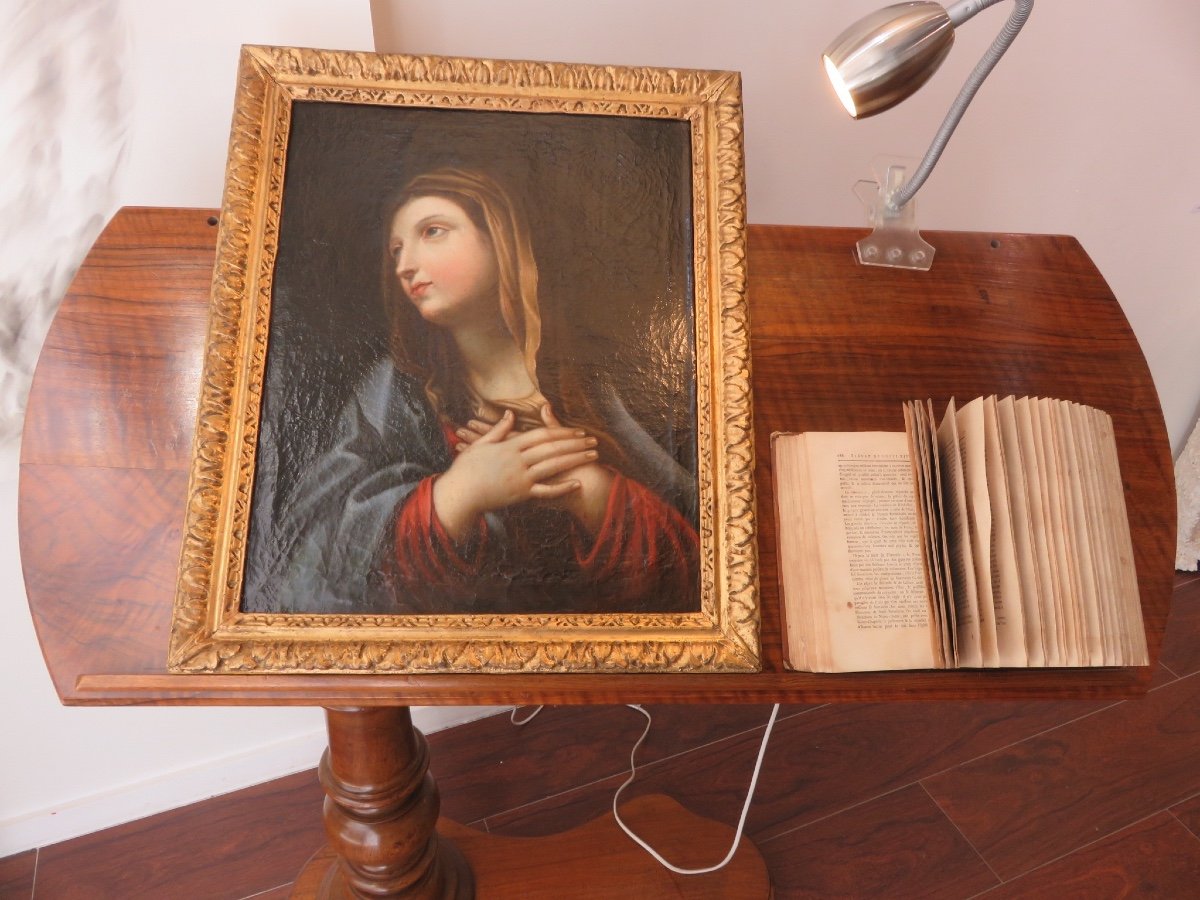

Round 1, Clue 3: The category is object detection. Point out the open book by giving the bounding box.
[773,396,1148,672]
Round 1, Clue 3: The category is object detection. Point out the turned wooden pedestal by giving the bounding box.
[20,210,1175,898]
[304,708,473,899]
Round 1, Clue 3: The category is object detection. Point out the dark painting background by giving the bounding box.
[243,101,697,612]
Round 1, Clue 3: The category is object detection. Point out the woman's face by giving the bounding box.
[389,195,500,329]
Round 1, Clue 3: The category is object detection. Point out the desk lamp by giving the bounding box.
[823,0,1033,270]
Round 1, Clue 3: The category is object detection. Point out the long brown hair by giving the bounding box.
[381,167,624,466]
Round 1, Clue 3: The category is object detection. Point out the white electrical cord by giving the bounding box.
[510,702,781,875]
[510,705,544,726]
[611,703,781,875]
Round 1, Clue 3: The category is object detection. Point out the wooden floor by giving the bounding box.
[4,574,1199,899]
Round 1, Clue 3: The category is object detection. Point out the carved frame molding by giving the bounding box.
[167,45,758,673]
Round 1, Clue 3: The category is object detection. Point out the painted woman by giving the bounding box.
[247,168,698,615]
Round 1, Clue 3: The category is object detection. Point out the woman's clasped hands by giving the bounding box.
[432,404,613,540]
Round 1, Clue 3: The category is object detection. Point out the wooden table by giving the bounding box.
[20,209,1175,897]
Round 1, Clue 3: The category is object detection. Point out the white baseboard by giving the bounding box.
[0,706,507,857]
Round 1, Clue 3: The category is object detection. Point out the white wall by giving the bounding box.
[373,0,1200,454]
[0,0,499,858]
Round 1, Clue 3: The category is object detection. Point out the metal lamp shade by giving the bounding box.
[823,2,955,119]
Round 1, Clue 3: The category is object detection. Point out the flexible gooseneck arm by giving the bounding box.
[889,0,1034,210]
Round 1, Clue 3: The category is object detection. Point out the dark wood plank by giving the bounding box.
[744,698,1120,841]
[480,732,760,841]
[483,696,1116,843]
[923,673,1200,880]
[1170,791,1200,839]
[241,886,292,900]
[978,813,1200,898]
[429,703,791,825]
[759,785,998,899]
[443,795,770,899]
[1159,576,1200,678]
[0,849,35,899]
[32,771,325,900]
[20,211,1174,705]
[1149,662,1180,689]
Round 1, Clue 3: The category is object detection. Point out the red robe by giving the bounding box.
[388,428,699,614]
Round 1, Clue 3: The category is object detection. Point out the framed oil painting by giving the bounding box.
[167,45,758,673]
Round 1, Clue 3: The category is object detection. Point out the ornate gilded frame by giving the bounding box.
[167,45,757,673]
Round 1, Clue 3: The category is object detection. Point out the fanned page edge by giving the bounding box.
[1038,398,1086,665]
[955,397,1001,667]
[981,395,1030,667]
[1092,409,1149,665]
[772,433,820,672]
[1017,396,1066,666]
[936,399,984,667]
[996,395,1048,666]
[905,400,950,668]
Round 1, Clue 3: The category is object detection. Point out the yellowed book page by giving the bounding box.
[955,398,1000,667]
[906,401,950,667]
[1039,398,1083,666]
[1018,397,1065,666]
[937,401,983,667]
[925,398,959,665]
[1089,405,1123,667]
[1087,407,1128,664]
[1071,403,1118,665]
[1054,401,1104,665]
[1090,407,1128,665]
[1092,410,1148,665]
[772,433,822,671]
[997,396,1046,666]
[800,431,938,672]
[983,396,1029,666]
